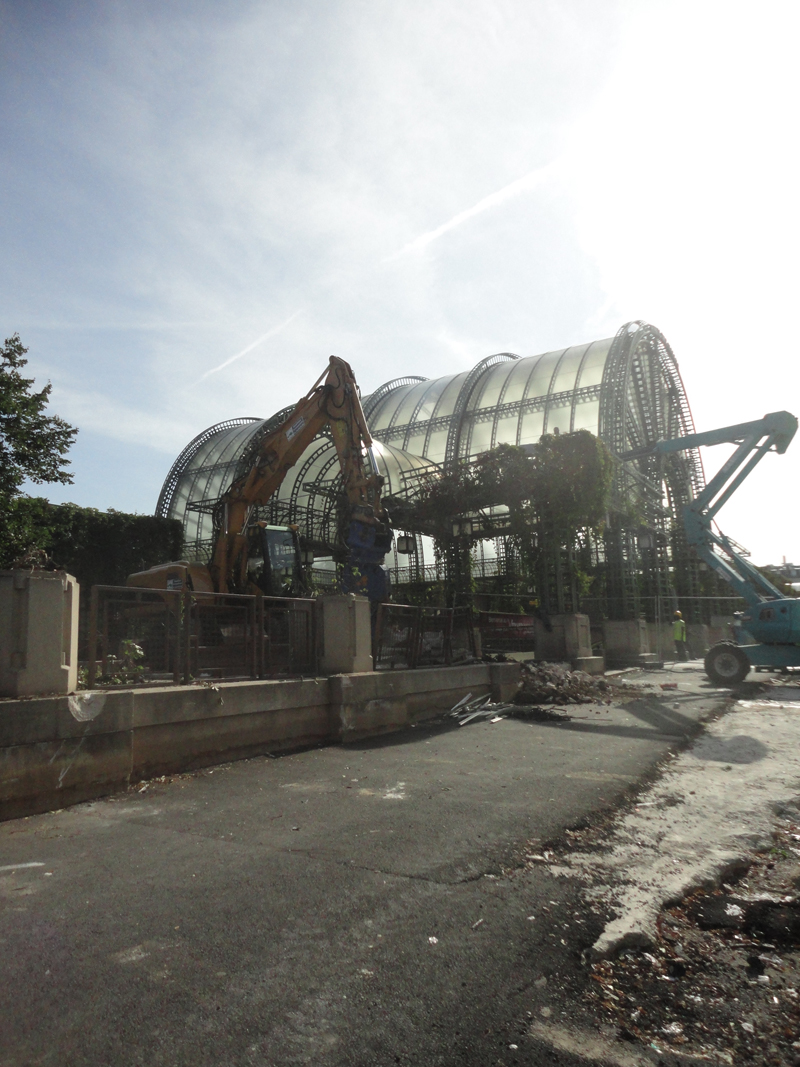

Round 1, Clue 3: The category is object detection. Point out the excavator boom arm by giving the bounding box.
[212,357,387,593]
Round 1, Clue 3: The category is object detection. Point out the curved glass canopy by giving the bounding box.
[157,322,701,591]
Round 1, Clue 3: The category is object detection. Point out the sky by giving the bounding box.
[1,0,798,564]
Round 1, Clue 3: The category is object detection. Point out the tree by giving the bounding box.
[0,334,77,507]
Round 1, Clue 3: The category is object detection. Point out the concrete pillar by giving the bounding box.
[534,613,601,670]
[602,618,659,668]
[489,661,522,701]
[0,570,79,696]
[318,594,373,675]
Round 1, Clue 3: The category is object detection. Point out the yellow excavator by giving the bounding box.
[128,357,393,602]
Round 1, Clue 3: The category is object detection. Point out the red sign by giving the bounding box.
[478,612,536,650]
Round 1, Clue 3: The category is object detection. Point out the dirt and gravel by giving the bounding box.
[518,673,800,1065]
[586,821,800,1065]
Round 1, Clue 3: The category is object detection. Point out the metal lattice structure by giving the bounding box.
[156,322,703,616]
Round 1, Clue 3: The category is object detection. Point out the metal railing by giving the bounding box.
[372,604,476,670]
[86,586,316,687]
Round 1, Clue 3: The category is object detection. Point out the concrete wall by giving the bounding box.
[0,570,79,697]
[0,661,520,821]
[648,622,715,661]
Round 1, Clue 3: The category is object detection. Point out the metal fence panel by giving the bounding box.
[87,586,183,689]
[373,603,420,670]
[86,587,316,687]
[373,604,476,670]
[416,608,452,667]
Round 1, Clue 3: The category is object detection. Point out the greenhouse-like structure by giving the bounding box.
[156,321,706,618]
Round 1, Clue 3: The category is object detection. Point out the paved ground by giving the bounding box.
[0,664,727,1067]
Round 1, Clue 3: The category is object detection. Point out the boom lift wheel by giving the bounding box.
[704,642,750,686]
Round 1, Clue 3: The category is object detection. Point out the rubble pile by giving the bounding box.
[515,661,634,707]
[585,820,800,1065]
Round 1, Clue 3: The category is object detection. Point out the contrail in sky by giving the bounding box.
[385,160,561,262]
[196,310,302,383]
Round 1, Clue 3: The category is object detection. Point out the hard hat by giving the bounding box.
[674,610,682,617]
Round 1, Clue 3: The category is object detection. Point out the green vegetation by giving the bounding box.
[398,434,614,543]
[0,334,77,509]
[392,432,616,606]
[1,496,183,589]
[1,333,182,589]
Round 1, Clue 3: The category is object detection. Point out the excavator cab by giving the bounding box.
[245,523,307,597]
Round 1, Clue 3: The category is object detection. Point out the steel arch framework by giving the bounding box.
[156,322,703,617]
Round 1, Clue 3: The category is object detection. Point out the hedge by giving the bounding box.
[1,496,183,590]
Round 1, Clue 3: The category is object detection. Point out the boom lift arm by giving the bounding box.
[621,410,799,684]
[622,411,797,608]
[212,356,391,596]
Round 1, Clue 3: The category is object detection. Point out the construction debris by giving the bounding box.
[515,661,640,707]
[584,825,800,1065]
[449,663,648,727]
[450,694,515,725]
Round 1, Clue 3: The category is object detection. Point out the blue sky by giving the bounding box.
[2,0,798,563]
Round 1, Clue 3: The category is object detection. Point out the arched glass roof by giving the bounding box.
[157,321,701,564]
[156,418,264,548]
[366,339,614,466]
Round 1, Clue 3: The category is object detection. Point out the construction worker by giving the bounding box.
[673,610,688,661]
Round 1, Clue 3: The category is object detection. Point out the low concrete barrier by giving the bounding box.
[0,662,520,821]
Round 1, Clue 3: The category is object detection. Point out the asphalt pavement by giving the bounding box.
[0,664,728,1066]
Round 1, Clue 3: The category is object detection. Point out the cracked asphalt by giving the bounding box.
[0,666,727,1066]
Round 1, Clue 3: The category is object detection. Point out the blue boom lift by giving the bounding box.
[622,410,799,685]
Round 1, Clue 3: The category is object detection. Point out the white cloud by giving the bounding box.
[384,161,562,261]
[195,311,303,384]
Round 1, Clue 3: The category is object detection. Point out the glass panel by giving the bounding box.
[545,405,571,436]
[365,394,394,429]
[368,385,416,430]
[211,423,262,468]
[494,416,518,446]
[549,344,588,395]
[387,380,433,426]
[283,441,335,507]
[430,372,468,420]
[419,534,436,569]
[501,357,538,404]
[571,399,600,433]
[168,482,190,521]
[523,350,562,400]
[518,409,545,445]
[184,426,239,471]
[464,419,493,458]
[413,377,451,421]
[468,360,517,412]
[576,339,611,388]
[405,433,428,457]
[425,430,449,462]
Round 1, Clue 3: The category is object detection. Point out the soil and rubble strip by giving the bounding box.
[521,678,800,1066]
